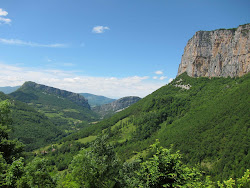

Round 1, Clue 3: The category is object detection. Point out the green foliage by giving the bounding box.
[66,135,120,187]
[0,92,63,151]
[63,73,250,182]
[9,84,98,134]
[0,100,24,163]
[5,157,25,187]
[120,140,202,187]
[17,157,56,188]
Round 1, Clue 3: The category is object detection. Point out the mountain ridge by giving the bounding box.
[93,96,141,118]
[19,81,90,109]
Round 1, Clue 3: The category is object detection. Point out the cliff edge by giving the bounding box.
[177,24,249,77]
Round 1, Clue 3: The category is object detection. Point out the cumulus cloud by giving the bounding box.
[0,8,11,24]
[153,76,158,79]
[0,38,67,48]
[159,76,168,80]
[155,70,163,75]
[92,26,110,34]
[0,8,8,16]
[0,62,167,98]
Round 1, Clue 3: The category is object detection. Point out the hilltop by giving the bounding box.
[9,81,98,133]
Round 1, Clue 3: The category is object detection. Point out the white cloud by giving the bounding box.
[0,8,8,16]
[0,8,11,24]
[155,70,163,75]
[159,76,167,80]
[0,62,167,98]
[153,76,158,79]
[92,26,110,34]
[0,17,11,24]
[0,38,67,48]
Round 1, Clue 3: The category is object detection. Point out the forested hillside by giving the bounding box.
[9,82,98,133]
[1,73,249,187]
[57,72,249,182]
[0,92,63,151]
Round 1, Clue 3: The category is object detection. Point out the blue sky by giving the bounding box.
[0,0,249,98]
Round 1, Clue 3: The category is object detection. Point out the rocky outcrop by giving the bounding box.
[93,96,141,118]
[21,81,90,109]
[178,24,250,77]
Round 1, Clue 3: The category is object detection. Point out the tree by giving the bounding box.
[68,135,120,188]
[120,140,203,187]
[0,100,23,164]
[18,157,56,188]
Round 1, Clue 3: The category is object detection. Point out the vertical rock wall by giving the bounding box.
[177,24,249,77]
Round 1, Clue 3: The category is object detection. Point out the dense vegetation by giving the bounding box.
[1,73,249,187]
[53,73,250,182]
[0,92,63,151]
[0,102,249,187]
[9,83,98,134]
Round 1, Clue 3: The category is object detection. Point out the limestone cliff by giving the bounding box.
[93,96,141,118]
[177,24,249,77]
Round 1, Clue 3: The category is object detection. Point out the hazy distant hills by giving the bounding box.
[0,86,20,94]
[9,81,98,133]
[93,96,141,118]
[80,93,115,107]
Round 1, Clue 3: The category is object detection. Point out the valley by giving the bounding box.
[0,23,249,187]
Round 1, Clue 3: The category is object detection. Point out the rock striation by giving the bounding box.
[93,96,141,118]
[177,24,250,77]
[21,81,90,109]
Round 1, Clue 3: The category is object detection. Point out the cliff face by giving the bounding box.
[21,81,90,109]
[177,24,250,77]
[93,96,141,118]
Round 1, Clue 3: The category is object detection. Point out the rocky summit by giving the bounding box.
[178,23,249,77]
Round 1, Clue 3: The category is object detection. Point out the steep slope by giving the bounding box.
[9,82,98,132]
[80,93,115,107]
[178,23,250,77]
[93,96,141,118]
[62,73,249,182]
[23,24,249,182]
[0,92,63,151]
[0,86,20,94]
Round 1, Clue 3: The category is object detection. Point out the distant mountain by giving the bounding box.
[0,92,63,151]
[9,81,98,132]
[0,86,20,94]
[79,93,115,107]
[93,96,141,118]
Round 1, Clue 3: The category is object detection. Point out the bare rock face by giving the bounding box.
[93,96,141,118]
[177,24,250,77]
